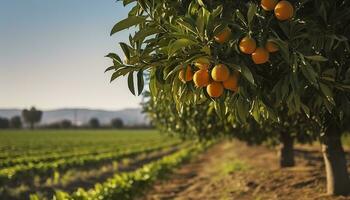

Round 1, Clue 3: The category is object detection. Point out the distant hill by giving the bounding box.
[0,108,148,125]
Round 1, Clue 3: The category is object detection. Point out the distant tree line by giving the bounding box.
[0,106,151,130]
[0,106,42,129]
[43,117,151,129]
[0,116,22,129]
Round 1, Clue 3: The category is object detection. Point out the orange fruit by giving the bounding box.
[252,47,270,64]
[265,40,279,53]
[193,69,210,88]
[223,72,239,92]
[261,0,278,11]
[239,37,257,54]
[178,66,193,83]
[207,82,224,98]
[211,64,230,82]
[214,27,232,44]
[194,57,210,70]
[274,1,294,21]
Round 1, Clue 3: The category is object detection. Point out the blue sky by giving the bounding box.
[0,0,142,110]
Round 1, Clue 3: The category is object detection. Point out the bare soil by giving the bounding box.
[141,140,350,200]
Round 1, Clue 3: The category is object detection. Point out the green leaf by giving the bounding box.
[240,64,255,85]
[168,39,196,56]
[123,0,136,6]
[247,3,257,28]
[301,64,318,85]
[111,70,122,82]
[196,9,205,36]
[305,55,328,62]
[301,103,310,118]
[137,70,144,96]
[177,19,197,34]
[119,42,131,60]
[128,72,136,95]
[105,53,122,64]
[149,70,158,97]
[197,0,205,7]
[211,5,223,18]
[319,82,335,105]
[111,16,146,36]
[235,96,249,123]
[105,66,115,73]
[133,28,160,42]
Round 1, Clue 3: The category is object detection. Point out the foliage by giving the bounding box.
[88,118,100,129]
[111,118,124,128]
[107,0,350,195]
[60,119,73,129]
[22,107,42,129]
[108,0,350,131]
[0,117,10,129]
[9,116,22,129]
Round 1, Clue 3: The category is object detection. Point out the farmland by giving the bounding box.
[0,130,208,200]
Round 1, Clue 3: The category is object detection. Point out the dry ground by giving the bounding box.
[141,140,350,200]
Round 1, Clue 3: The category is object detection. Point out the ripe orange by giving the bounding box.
[239,37,257,54]
[207,82,224,98]
[211,64,230,82]
[223,72,239,92]
[265,40,279,53]
[193,69,210,88]
[178,66,193,83]
[194,57,210,70]
[252,47,270,64]
[261,0,278,11]
[214,27,232,44]
[274,1,294,21]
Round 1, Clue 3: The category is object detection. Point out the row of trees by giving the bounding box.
[109,0,350,195]
[0,107,125,129]
[0,116,22,129]
[84,117,124,129]
[0,107,42,129]
[42,118,125,129]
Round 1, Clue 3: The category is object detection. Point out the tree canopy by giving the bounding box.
[108,0,350,195]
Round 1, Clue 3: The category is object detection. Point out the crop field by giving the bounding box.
[0,130,208,200]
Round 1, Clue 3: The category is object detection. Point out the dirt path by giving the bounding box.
[141,141,350,200]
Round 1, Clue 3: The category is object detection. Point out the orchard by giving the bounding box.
[107,0,350,196]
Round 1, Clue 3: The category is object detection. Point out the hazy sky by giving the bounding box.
[0,0,142,110]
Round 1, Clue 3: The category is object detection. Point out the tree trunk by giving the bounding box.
[30,122,34,130]
[279,132,295,168]
[322,124,350,196]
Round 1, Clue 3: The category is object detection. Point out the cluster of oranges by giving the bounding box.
[237,0,294,64]
[179,58,239,98]
[261,0,294,21]
[177,0,294,98]
[239,36,278,64]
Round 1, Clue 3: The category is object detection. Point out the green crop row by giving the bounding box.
[0,140,180,185]
[0,130,174,159]
[30,141,212,200]
[0,140,171,168]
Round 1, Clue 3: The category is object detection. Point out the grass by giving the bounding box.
[219,160,250,176]
[0,129,179,158]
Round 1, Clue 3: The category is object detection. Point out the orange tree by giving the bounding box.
[142,90,226,140]
[107,0,350,195]
[143,86,318,168]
